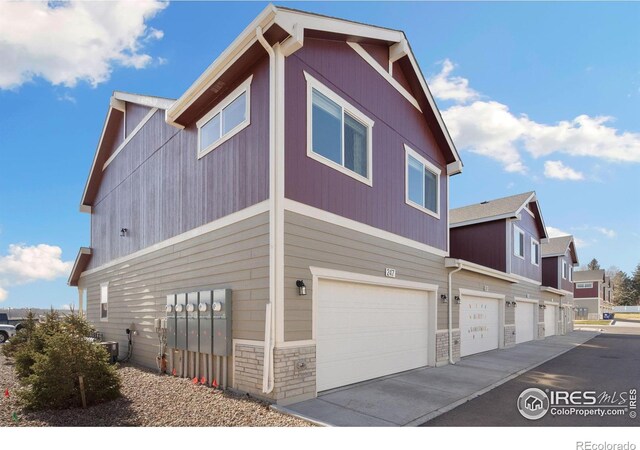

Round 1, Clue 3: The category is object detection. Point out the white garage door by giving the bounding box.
[545,305,557,337]
[460,295,500,357]
[515,301,535,344]
[316,279,432,392]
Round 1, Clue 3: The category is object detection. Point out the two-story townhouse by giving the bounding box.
[573,269,614,319]
[68,5,464,404]
[541,235,580,333]
[447,192,569,356]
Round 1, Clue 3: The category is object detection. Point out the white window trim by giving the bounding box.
[513,225,525,260]
[100,282,109,322]
[562,260,568,280]
[404,144,441,219]
[530,238,540,266]
[576,282,593,289]
[196,75,253,159]
[304,71,374,186]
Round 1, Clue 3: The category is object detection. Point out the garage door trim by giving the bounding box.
[458,288,505,354]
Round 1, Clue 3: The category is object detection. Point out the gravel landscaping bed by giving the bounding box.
[0,352,311,427]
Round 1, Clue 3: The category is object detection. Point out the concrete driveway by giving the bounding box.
[275,331,598,426]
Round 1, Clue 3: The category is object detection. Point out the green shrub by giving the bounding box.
[5,311,121,410]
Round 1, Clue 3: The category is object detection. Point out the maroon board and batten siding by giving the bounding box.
[542,256,559,289]
[510,211,542,282]
[88,56,270,270]
[284,37,448,251]
[449,220,507,272]
[574,281,599,298]
[125,103,153,139]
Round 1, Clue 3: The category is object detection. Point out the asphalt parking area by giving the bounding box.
[423,330,640,426]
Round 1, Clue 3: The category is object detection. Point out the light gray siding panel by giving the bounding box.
[82,212,269,369]
[283,210,448,342]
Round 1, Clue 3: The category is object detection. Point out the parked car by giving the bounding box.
[0,324,16,343]
[0,312,28,331]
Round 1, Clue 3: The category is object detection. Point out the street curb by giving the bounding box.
[404,331,600,426]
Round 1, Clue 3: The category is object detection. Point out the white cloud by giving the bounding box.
[0,1,167,90]
[429,60,640,173]
[543,160,584,181]
[428,59,479,103]
[0,244,73,302]
[595,227,616,238]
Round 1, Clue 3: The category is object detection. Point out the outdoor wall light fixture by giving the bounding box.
[454,296,461,304]
[296,280,306,296]
[505,301,511,307]
[440,294,448,303]
[120,228,128,237]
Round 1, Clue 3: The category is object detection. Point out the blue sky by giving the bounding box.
[0,1,638,309]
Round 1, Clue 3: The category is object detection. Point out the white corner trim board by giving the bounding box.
[346,41,422,112]
[284,198,448,257]
[79,200,270,278]
[103,107,159,170]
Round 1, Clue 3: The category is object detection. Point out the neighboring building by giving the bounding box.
[448,192,568,350]
[541,235,580,333]
[573,269,614,319]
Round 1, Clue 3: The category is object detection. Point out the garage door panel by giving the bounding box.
[460,296,500,357]
[316,279,432,392]
[515,302,535,344]
[545,305,557,337]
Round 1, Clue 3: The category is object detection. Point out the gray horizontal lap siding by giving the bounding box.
[89,57,270,270]
[285,37,448,252]
[82,212,269,369]
[283,210,449,342]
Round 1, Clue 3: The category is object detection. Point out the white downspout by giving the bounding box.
[257,26,276,394]
[448,263,463,365]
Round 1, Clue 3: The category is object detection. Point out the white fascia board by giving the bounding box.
[166,4,279,125]
[445,258,520,284]
[540,286,565,296]
[447,160,463,175]
[389,38,409,63]
[80,107,114,210]
[275,9,404,44]
[109,97,126,112]
[449,213,514,229]
[113,92,175,110]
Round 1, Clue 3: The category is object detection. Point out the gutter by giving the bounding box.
[256,26,277,395]
[447,262,462,365]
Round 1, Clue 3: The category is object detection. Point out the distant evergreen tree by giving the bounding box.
[587,258,601,270]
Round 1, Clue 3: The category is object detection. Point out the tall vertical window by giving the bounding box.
[531,239,540,265]
[305,72,374,185]
[514,226,525,258]
[100,282,109,320]
[562,260,568,279]
[405,145,440,218]
[197,75,252,158]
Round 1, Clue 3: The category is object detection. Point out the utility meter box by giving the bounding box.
[176,293,187,350]
[187,292,199,353]
[212,288,232,356]
[198,290,213,355]
[166,294,176,349]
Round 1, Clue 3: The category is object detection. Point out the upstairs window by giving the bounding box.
[576,282,593,289]
[100,282,109,321]
[514,225,525,259]
[562,260,568,279]
[305,71,374,185]
[531,239,540,266]
[405,145,440,218]
[197,75,252,158]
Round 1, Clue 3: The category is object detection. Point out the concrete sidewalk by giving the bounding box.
[274,331,598,427]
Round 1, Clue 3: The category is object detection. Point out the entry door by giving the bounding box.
[316,279,432,392]
[545,305,557,337]
[515,301,535,344]
[460,295,500,357]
